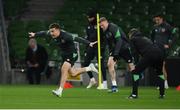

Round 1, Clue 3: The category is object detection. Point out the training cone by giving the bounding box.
[64,82,73,89]
[176,85,180,91]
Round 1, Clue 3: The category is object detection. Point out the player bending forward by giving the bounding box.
[29,23,98,97]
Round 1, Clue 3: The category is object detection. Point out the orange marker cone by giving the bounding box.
[64,82,73,89]
[176,85,180,91]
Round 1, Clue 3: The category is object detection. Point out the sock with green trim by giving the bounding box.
[158,74,165,96]
[132,74,140,96]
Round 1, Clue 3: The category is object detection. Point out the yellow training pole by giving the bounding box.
[96,13,102,88]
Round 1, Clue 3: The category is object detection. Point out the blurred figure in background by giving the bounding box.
[25,38,48,84]
[151,14,178,89]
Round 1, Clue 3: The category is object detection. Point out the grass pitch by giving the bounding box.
[0,85,180,109]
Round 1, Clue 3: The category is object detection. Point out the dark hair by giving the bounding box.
[153,13,164,19]
[87,8,97,18]
[49,23,60,29]
[128,28,141,39]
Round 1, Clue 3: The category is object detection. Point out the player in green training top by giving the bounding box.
[99,17,135,93]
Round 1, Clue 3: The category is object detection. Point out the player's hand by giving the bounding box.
[113,55,118,62]
[128,63,135,72]
[34,63,39,67]
[164,44,169,49]
[89,41,97,47]
[29,32,35,38]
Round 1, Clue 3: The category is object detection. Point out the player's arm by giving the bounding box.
[84,28,90,48]
[73,36,90,44]
[167,25,179,48]
[113,28,123,61]
[100,28,107,49]
[25,48,34,67]
[73,36,97,47]
[85,27,90,40]
[113,39,122,60]
[29,30,50,38]
[130,38,140,63]
[150,29,155,42]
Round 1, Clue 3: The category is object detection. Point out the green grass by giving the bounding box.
[0,85,180,109]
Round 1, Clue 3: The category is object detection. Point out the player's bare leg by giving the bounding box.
[107,56,118,92]
[70,63,98,77]
[70,66,86,76]
[52,61,71,97]
[70,64,98,89]
[52,62,98,97]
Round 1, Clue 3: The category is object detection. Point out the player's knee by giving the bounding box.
[107,61,113,68]
[70,72,76,77]
[108,66,115,74]
[61,67,68,74]
[61,63,71,73]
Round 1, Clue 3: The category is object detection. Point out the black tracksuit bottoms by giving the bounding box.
[131,47,165,96]
[82,47,107,81]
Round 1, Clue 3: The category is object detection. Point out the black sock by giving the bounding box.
[132,74,140,96]
[157,75,165,96]
[87,72,93,79]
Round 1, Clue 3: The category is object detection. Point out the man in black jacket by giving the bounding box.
[29,23,98,97]
[128,28,165,99]
[25,38,48,84]
[151,14,178,89]
[83,10,107,89]
[99,17,135,93]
